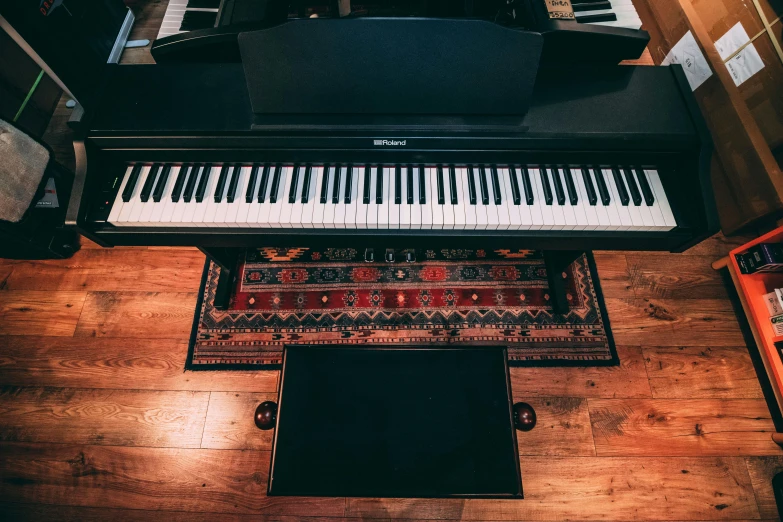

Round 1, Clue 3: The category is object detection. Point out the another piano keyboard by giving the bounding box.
[572,0,642,30]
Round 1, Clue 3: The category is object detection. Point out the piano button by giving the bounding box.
[376,165,385,205]
[214,164,230,203]
[270,166,291,228]
[288,164,301,204]
[297,165,310,204]
[635,168,655,206]
[623,168,642,206]
[320,165,331,204]
[334,165,349,228]
[343,164,353,204]
[611,167,630,206]
[442,169,455,230]
[509,166,521,205]
[195,163,212,203]
[158,165,181,225]
[225,166,246,226]
[226,164,241,203]
[581,168,597,205]
[394,165,402,205]
[575,12,617,23]
[484,171,500,230]
[331,163,342,204]
[572,168,594,231]
[322,166,335,228]
[152,164,171,203]
[605,168,632,230]
[418,164,427,204]
[270,164,285,204]
[345,166,361,228]
[500,168,520,229]
[182,164,200,204]
[539,168,553,205]
[532,168,554,230]
[362,165,371,204]
[549,172,567,228]
[550,168,565,206]
[310,166,326,228]
[400,166,411,229]
[429,167,444,229]
[495,168,512,230]
[513,169,532,228]
[407,165,414,204]
[564,168,578,205]
[436,166,445,205]
[171,164,189,203]
[646,169,677,228]
[479,166,490,205]
[233,166,253,225]
[365,166,379,229]
[290,166,307,228]
[108,165,134,225]
[593,168,611,205]
[521,167,534,205]
[572,0,612,12]
[245,164,260,203]
[121,163,143,202]
[257,164,272,203]
[454,167,468,229]
[379,167,391,229]
[558,169,578,229]
[411,166,424,229]
[467,166,477,205]
[590,170,612,228]
[140,163,160,203]
[198,166,221,226]
[389,167,402,228]
[491,167,502,205]
[449,166,459,205]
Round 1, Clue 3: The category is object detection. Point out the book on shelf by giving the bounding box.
[736,243,783,274]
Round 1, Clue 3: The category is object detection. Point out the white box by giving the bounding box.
[763,291,783,316]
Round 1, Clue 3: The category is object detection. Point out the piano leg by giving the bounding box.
[199,247,241,311]
[543,251,581,315]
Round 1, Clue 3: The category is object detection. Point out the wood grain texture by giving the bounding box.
[605,298,745,346]
[346,457,759,520]
[0,443,345,516]
[509,346,652,398]
[589,399,781,456]
[201,392,277,450]
[745,456,783,520]
[74,292,198,338]
[0,386,209,447]
[514,398,595,456]
[0,337,279,392]
[0,291,86,336]
[644,346,764,399]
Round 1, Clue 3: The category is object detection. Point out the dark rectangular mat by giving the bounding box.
[187,248,616,369]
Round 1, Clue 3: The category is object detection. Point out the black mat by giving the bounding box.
[268,346,522,498]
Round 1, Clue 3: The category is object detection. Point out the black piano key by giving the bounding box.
[509,167,521,205]
[331,164,342,204]
[289,164,301,204]
[436,166,445,205]
[623,168,642,206]
[581,168,598,206]
[540,168,553,205]
[195,163,212,203]
[551,168,566,205]
[245,164,260,203]
[152,164,171,202]
[226,164,241,203]
[418,165,426,204]
[122,164,143,202]
[593,168,610,205]
[467,166,477,205]
[449,166,458,205]
[479,167,489,205]
[140,164,160,203]
[635,168,655,206]
[521,167,534,205]
[363,166,371,204]
[576,12,617,23]
[258,164,271,203]
[406,166,414,204]
[564,169,578,205]
[269,164,282,203]
[344,165,353,204]
[171,164,189,202]
[394,165,402,204]
[572,1,612,12]
[179,10,217,31]
[183,164,200,203]
[186,0,220,8]
[320,166,330,204]
[376,166,384,204]
[491,167,502,205]
[302,165,313,204]
[214,164,230,202]
[612,167,630,206]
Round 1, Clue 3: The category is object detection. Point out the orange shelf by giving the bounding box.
[723,225,783,418]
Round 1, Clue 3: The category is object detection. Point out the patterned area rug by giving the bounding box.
[187,248,616,369]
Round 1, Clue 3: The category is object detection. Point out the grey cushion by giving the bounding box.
[0,119,50,223]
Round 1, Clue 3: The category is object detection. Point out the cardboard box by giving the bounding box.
[635,0,783,234]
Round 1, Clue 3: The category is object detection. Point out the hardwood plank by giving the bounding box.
[201,392,277,450]
[0,291,86,337]
[605,298,745,346]
[589,399,780,456]
[74,292,198,338]
[509,346,652,399]
[0,336,279,392]
[745,456,783,520]
[346,457,759,520]
[0,386,208,448]
[1,249,205,292]
[644,346,764,399]
[515,398,595,456]
[0,443,345,516]
[677,233,757,257]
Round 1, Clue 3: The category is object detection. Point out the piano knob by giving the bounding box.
[254,401,278,430]
[385,249,395,263]
[406,251,416,263]
[512,402,537,432]
[364,248,374,263]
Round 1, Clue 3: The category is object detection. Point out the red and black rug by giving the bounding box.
[187,247,616,369]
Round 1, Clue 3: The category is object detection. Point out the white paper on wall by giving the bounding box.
[715,22,765,87]
[661,31,713,91]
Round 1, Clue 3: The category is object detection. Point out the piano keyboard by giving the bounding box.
[106,163,676,231]
[572,0,642,30]
[157,0,221,40]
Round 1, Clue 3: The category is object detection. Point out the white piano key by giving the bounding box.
[646,169,677,229]
[151,166,177,225]
[600,168,624,230]
[267,166,289,228]
[290,166,306,229]
[181,166,202,225]
[333,166,348,228]
[344,166,360,228]
[235,166,254,226]
[226,166,248,226]
[459,167,477,230]
[379,167,391,229]
[412,166,424,229]
[605,168,633,230]
[400,166,411,229]
[126,165,153,224]
[301,166,321,228]
[453,167,467,230]
[472,168,488,230]
[501,168,522,230]
[213,166,233,227]
[199,166,221,227]
[310,166,327,228]
[169,166,191,226]
[441,168,455,230]
[321,166,336,229]
[495,168,511,230]
[548,169,566,229]
[534,169,555,230]
[367,167,379,229]
[570,168,593,231]
[108,165,134,225]
[558,169,578,230]
[429,168,444,230]
[389,167,401,229]
[484,169,500,230]
[527,168,544,231]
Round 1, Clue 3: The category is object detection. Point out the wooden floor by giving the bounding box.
[5,2,783,520]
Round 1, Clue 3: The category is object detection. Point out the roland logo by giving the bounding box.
[373,139,407,147]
